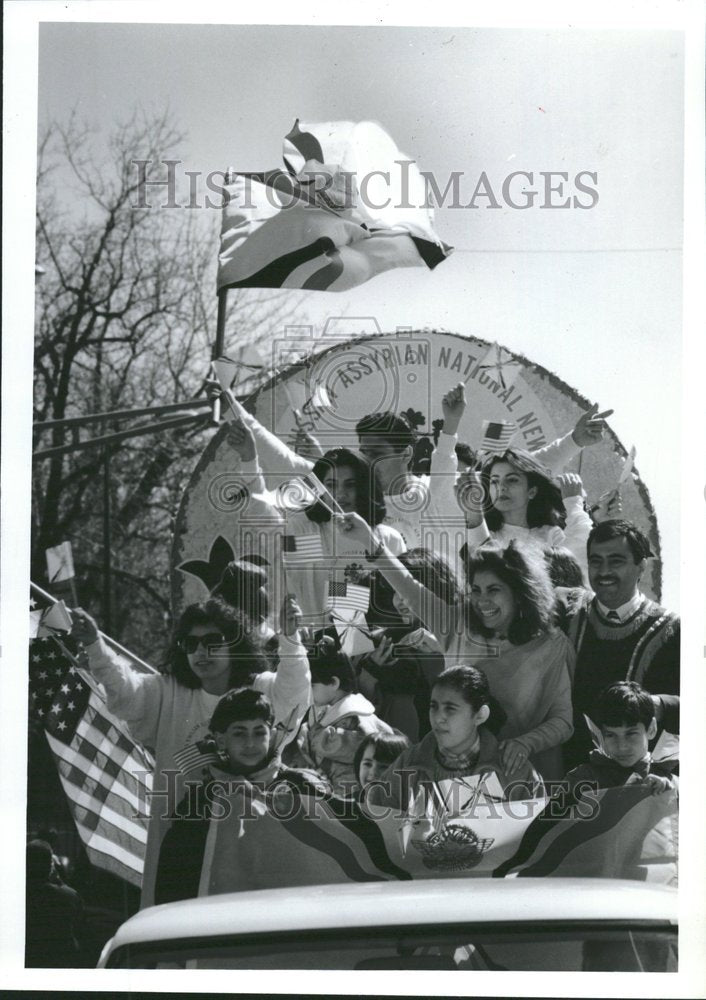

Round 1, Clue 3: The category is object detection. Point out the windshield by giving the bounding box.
[108,921,677,971]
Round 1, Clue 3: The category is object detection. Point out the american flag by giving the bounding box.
[29,634,153,887]
[326,579,370,618]
[281,531,325,565]
[173,738,221,776]
[479,419,517,453]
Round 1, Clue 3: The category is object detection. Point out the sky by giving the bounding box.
[35,21,684,607]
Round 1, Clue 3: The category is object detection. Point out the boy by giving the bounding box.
[287,639,393,797]
[155,688,327,904]
[565,681,678,797]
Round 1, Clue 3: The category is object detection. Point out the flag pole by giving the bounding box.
[211,288,229,426]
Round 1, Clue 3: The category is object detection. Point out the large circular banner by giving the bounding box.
[171,331,661,611]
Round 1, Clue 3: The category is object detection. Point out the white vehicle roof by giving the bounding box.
[103,878,677,957]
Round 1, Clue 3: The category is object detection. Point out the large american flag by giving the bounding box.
[29,634,153,887]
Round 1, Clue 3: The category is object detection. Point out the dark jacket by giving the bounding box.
[565,748,678,797]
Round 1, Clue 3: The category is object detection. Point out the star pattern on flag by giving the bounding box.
[28,626,155,888]
[28,637,90,744]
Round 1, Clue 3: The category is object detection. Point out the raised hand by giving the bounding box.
[281,593,303,637]
[572,403,614,448]
[69,608,99,647]
[557,472,585,499]
[591,488,623,523]
[441,383,467,436]
[292,427,325,461]
[332,512,377,552]
[370,634,397,668]
[226,417,256,462]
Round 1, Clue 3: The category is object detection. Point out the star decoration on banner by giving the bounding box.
[477,343,522,390]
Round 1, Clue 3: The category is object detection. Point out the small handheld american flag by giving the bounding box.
[281,532,325,566]
[479,419,517,453]
[326,579,370,618]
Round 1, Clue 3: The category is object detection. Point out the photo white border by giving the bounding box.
[2,0,704,995]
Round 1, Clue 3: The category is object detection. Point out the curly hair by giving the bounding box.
[544,546,586,589]
[169,597,269,689]
[305,447,387,527]
[463,541,555,645]
[479,449,565,532]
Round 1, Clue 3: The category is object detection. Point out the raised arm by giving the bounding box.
[557,473,593,580]
[535,403,614,475]
[332,512,458,645]
[71,609,164,748]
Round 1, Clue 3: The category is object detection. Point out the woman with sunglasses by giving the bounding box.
[70,593,311,908]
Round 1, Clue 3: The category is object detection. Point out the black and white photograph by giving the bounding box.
[2,0,704,994]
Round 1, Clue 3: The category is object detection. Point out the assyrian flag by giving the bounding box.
[281,532,325,566]
[217,119,452,293]
[191,786,546,897]
[477,343,523,392]
[326,579,370,618]
[29,633,154,887]
[479,419,518,453]
[492,785,678,884]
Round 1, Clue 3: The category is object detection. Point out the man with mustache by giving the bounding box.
[557,520,680,771]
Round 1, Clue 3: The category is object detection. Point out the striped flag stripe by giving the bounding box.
[492,787,657,879]
[57,744,149,822]
[70,807,148,872]
[81,831,146,885]
[277,804,389,883]
[318,799,412,881]
[56,778,147,881]
[50,732,150,816]
[515,790,650,878]
[56,769,149,845]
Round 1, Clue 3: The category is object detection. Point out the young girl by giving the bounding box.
[353,732,411,796]
[356,548,458,741]
[227,417,405,627]
[287,638,393,797]
[69,594,310,908]
[334,513,575,781]
[369,665,543,811]
[461,449,592,580]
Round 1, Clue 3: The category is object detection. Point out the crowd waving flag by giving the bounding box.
[29,599,154,887]
[217,119,452,293]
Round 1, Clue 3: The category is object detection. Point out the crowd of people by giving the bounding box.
[65,382,679,910]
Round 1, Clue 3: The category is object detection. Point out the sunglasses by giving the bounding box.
[180,632,227,654]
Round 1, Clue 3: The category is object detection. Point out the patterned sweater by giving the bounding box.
[556,588,680,770]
